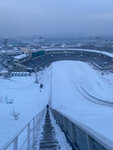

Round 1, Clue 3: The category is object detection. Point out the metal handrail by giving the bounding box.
[1,108,46,150]
[51,108,113,150]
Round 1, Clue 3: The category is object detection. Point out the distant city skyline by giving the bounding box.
[0,0,113,36]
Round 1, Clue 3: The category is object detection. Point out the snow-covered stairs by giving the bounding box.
[37,109,60,150]
[34,107,72,150]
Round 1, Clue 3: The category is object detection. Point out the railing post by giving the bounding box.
[63,117,67,132]
[36,114,38,134]
[27,123,30,150]
[33,118,35,146]
[67,121,75,144]
[87,135,93,150]
[13,137,18,150]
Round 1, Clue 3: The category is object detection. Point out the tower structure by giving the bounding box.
[3,38,8,56]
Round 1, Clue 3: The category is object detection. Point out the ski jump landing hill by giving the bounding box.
[21,48,113,107]
[5,48,113,150]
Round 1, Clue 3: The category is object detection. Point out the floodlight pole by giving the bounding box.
[50,65,53,107]
[35,67,38,83]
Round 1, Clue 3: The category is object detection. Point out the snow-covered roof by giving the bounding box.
[45,48,113,58]
[0,50,21,55]
[14,54,28,60]
[0,69,8,73]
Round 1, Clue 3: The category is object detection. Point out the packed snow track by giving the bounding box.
[52,61,113,141]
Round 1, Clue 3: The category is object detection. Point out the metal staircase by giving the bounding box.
[35,108,60,150]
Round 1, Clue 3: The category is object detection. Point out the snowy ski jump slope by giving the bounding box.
[52,61,113,141]
[1,60,113,147]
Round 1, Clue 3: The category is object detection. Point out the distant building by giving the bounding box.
[13,54,29,63]
[21,47,31,54]
[4,38,8,46]
[0,69,8,77]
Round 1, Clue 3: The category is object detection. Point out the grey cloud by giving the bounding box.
[0,0,113,36]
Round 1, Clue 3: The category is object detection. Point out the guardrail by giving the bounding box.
[1,108,46,150]
[51,108,113,150]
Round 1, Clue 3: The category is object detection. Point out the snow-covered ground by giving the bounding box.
[1,60,113,148]
[78,63,113,102]
[0,68,51,148]
[52,61,113,141]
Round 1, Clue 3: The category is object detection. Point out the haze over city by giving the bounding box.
[0,0,113,36]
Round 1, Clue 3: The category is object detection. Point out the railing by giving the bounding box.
[1,108,46,150]
[51,108,113,150]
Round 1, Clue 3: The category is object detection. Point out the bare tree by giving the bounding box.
[11,108,20,120]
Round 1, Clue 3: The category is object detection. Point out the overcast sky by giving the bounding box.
[0,0,113,36]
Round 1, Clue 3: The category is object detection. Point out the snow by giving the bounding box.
[0,69,8,73]
[13,54,28,60]
[45,48,113,58]
[35,112,72,150]
[52,61,113,141]
[1,60,113,148]
[0,50,21,55]
[78,64,113,102]
[0,68,51,148]
[50,113,72,150]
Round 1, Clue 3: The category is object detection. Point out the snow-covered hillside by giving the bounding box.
[1,60,113,148]
[52,61,113,141]
[0,68,51,148]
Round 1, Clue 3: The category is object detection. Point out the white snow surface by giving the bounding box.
[1,60,113,148]
[13,54,28,60]
[52,61,113,141]
[50,112,72,150]
[0,69,51,148]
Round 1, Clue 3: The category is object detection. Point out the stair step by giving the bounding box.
[40,139,58,143]
[38,109,60,150]
[34,108,72,150]
[42,132,55,135]
[40,141,58,145]
[40,144,60,149]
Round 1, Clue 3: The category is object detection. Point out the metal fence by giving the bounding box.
[1,108,46,150]
[51,108,113,150]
